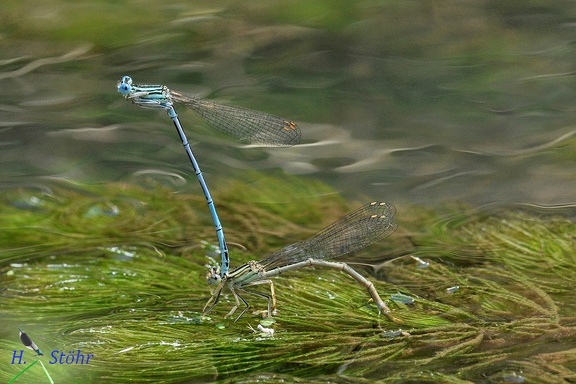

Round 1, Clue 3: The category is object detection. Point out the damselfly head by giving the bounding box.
[117,82,131,96]
[117,76,133,96]
[205,265,222,285]
[120,76,133,85]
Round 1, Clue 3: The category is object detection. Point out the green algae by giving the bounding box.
[1,175,575,383]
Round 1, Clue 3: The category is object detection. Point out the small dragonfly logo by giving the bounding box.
[18,328,43,356]
[10,328,53,384]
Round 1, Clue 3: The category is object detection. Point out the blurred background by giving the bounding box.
[1,0,576,208]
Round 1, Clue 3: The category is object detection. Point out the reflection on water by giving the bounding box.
[0,0,575,207]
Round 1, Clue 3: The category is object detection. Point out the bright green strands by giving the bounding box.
[8,360,54,384]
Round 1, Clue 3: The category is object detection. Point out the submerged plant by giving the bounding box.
[0,177,574,382]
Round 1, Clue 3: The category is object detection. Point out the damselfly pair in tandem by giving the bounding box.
[118,77,399,323]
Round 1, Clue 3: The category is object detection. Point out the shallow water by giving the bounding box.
[1,0,576,207]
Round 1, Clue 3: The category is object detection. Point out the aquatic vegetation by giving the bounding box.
[1,176,574,382]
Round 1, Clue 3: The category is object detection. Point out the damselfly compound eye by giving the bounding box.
[117,83,131,95]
